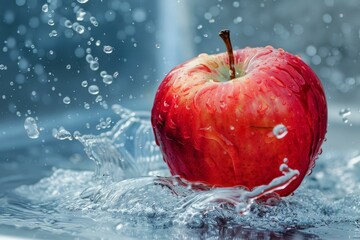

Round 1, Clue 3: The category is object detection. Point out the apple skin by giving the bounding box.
[151,46,327,196]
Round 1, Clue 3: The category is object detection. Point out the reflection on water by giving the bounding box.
[1,106,360,239]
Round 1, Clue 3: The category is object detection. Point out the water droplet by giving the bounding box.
[155,43,160,49]
[77,0,88,3]
[88,85,99,95]
[81,80,88,87]
[197,25,203,29]
[85,54,93,63]
[63,96,71,104]
[76,8,86,21]
[102,74,113,85]
[52,127,73,140]
[339,108,351,124]
[100,71,107,77]
[64,20,72,28]
[75,24,85,34]
[95,95,103,102]
[41,4,49,13]
[90,16,98,27]
[273,124,288,139]
[48,19,55,26]
[24,117,40,139]
[103,45,113,54]
[84,102,90,109]
[90,61,99,71]
[49,30,58,37]
[0,64,7,70]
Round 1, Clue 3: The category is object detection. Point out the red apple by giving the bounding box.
[151,30,327,196]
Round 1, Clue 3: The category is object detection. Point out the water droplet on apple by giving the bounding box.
[273,124,288,139]
[230,125,235,130]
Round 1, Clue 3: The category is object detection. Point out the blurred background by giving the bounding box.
[0,0,360,183]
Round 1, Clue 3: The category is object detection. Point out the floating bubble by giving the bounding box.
[88,85,99,95]
[0,64,7,70]
[155,44,160,49]
[100,71,107,77]
[95,95,103,102]
[103,45,113,54]
[84,102,90,109]
[76,8,86,21]
[273,124,288,139]
[81,80,88,87]
[90,61,99,71]
[339,108,351,124]
[85,54,93,63]
[24,117,40,139]
[64,20,72,28]
[90,16,98,27]
[66,64,71,70]
[41,4,49,13]
[63,96,71,104]
[102,74,113,85]
[77,0,89,3]
[49,30,58,37]
[75,24,85,34]
[48,19,55,26]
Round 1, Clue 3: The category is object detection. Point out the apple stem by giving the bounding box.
[219,29,236,80]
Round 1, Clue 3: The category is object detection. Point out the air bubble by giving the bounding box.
[24,117,40,139]
[90,61,99,71]
[41,4,49,13]
[88,85,99,95]
[102,74,113,85]
[95,95,103,102]
[64,20,72,28]
[48,19,55,26]
[103,45,113,54]
[75,25,85,34]
[339,108,351,124]
[77,0,89,3]
[273,124,288,139]
[81,80,88,87]
[0,64,7,70]
[90,16,98,27]
[76,8,86,21]
[63,96,71,104]
[84,102,90,109]
[66,64,71,69]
